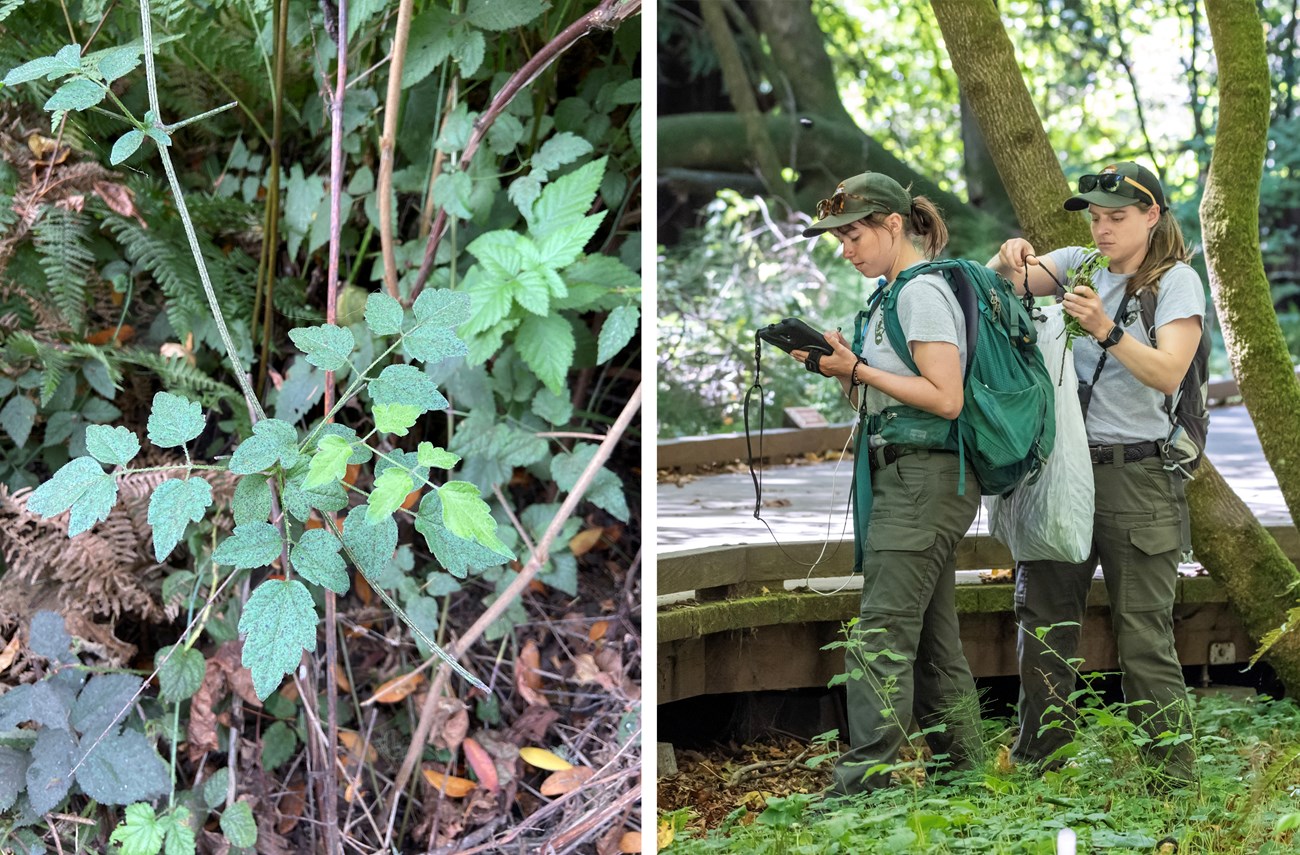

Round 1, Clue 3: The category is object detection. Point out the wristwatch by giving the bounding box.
[1099,323,1125,350]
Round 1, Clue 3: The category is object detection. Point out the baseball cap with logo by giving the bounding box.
[802,172,912,237]
[1064,161,1166,213]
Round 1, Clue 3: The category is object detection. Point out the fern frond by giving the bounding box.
[0,0,28,23]
[31,207,95,335]
[3,331,70,406]
[118,350,242,409]
[104,215,206,338]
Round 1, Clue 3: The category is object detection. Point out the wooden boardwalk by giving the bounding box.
[656,404,1296,704]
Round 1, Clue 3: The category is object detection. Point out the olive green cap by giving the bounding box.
[802,172,912,237]
[1064,161,1166,212]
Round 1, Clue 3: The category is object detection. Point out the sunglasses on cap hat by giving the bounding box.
[1077,172,1160,209]
[815,191,879,220]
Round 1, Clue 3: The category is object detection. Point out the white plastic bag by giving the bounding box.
[985,304,1094,563]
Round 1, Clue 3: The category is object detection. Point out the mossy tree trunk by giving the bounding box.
[1203,0,1300,528]
[939,0,1300,689]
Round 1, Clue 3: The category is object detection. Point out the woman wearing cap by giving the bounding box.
[990,162,1203,783]
[792,171,982,796]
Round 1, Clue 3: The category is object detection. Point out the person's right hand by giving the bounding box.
[998,238,1039,276]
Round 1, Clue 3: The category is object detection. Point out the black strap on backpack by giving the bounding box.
[744,336,765,519]
[1076,291,1136,422]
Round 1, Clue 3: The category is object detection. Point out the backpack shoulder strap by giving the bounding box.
[880,261,979,378]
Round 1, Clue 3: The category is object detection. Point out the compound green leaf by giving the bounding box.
[71,672,140,737]
[1,394,36,447]
[97,46,141,82]
[597,304,639,364]
[404,289,470,364]
[45,77,106,112]
[110,129,144,165]
[373,402,421,437]
[451,25,485,76]
[340,505,397,581]
[212,521,283,570]
[400,6,453,89]
[466,0,544,31]
[417,442,460,469]
[303,434,353,489]
[148,477,213,561]
[27,456,117,536]
[432,170,473,218]
[290,529,349,594]
[202,769,229,809]
[516,313,575,395]
[313,423,373,463]
[535,214,604,269]
[110,802,163,855]
[220,799,258,848]
[231,474,272,526]
[288,324,355,371]
[228,418,300,474]
[438,481,509,555]
[369,364,449,414]
[530,156,606,238]
[238,579,317,701]
[147,392,205,448]
[532,132,593,175]
[156,644,205,704]
[0,748,25,812]
[282,459,349,523]
[364,292,404,335]
[531,388,573,426]
[85,424,140,467]
[366,468,414,524]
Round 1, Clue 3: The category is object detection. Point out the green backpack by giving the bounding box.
[853,259,1056,497]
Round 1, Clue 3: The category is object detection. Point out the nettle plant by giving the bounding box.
[26,288,509,698]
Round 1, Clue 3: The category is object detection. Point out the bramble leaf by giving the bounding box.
[552,443,630,522]
[415,491,511,578]
[212,521,283,570]
[229,418,300,474]
[367,468,414,524]
[438,481,510,555]
[71,673,140,737]
[110,802,163,855]
[27,728,76,815]
[30,611,73,661]
[96,46,140,82]
[290,529,349,594]
[231,473,272,526]
[404,289,470,364]
[220,799,258,848]
[161,805,196,855]
[365,292,404,335]
[85,424,140,467]
[516,313,575,395]
[466,0,545,31]
[304,434,352,489]
[417,442,460,469]
[288,323,355,371]
[238,579,317,700]
[4,55,69,86]
[597,304,639,364]
[369,364,449,414]
[148,478,213,561]
[45,77,106,112]
[1,394,36,447]
[110,129,145,165]
[261,720,298,771]
[340,505,397,581]
[147,391,205,448]
[529,156,606,237]
[77,727,170,805]
[373,402,421,436]
[27,456,118,536]
[156,644,205,704]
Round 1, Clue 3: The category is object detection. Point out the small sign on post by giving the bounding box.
[783,406,828,429]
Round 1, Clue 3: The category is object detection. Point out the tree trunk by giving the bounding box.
[942,0,1300,688]
[698,0,795,209]
[960,90,1018,226]
[1203,0,1300,528]
[929,0,1081,248]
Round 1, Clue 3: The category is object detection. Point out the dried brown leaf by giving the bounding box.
[618,830,642,853]
[422,768,477,797]
[568,527,604,556]
[462,737,499,792]
[539,765,594,796]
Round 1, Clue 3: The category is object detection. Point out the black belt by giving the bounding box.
[1088,441,1161,465]
[867,445,947,473]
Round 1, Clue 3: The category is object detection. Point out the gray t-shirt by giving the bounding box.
[1042,246,1206,445]
[859,266,967,419]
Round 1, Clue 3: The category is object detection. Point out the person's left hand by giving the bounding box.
[1062,285,1111,339]
[791,330,856,378]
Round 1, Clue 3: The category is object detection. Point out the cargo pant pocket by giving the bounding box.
[860,523,938,619]
[1119,522,1181,613]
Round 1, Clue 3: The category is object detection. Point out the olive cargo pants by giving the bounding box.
[832,450,982,796]
[1012,456,1194,780]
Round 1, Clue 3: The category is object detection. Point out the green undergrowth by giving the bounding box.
[661,692,1300,854]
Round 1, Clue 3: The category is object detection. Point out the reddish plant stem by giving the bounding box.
[408,0,642,301]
